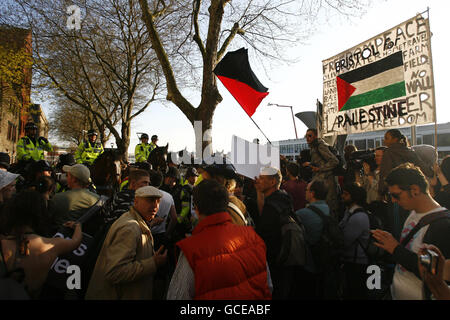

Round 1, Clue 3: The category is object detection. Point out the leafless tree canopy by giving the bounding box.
[2,0,164,159]
[138,0,371,150]
[1,0,372,153]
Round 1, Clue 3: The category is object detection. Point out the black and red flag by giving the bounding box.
[214,48,269,117]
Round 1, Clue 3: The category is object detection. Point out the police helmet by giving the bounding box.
[140,133,149,140]
[151,135,158,141]
[87,129,98,136]
[25,122,38,131]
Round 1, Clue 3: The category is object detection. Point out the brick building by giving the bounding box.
[0,26,49,163]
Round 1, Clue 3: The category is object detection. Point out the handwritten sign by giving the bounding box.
[322,14,435,136]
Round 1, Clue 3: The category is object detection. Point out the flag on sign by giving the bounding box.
[337,51,406,112]
[214,48,269,117]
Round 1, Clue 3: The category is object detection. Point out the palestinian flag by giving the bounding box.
[214,48,269,117]
[337,51,406,112]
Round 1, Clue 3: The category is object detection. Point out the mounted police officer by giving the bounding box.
[16,121,53,162]
[75,129,104,166]
[135,133,152,163]
[149,135,158,153]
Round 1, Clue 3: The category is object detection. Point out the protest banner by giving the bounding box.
[322,13,435,136]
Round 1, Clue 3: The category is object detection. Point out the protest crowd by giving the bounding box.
[0,126,449,301]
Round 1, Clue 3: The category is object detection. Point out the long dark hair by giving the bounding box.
[386,129,408,147]
[1,190,48,237]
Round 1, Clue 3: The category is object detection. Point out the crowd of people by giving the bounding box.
[0,126,449,300]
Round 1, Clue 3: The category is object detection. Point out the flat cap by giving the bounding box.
[135,186,163,198]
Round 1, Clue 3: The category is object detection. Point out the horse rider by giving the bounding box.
[16,121,53,162]
[135,133,152,163]
[75,129,104,166]
[149,135,158,153]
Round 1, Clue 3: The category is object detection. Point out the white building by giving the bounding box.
[276,122,450,161]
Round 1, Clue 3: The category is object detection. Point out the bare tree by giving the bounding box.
[4,0,163,160]
[138,0,371,154]
[49,99,114,147]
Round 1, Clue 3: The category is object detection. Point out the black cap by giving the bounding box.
[203,163,237,180]
[151,135,158,140]
[57,153,75,169]
[87,129,98,136]
[25,122,38,130]
[134,162,151,171]
[166,166,179,179]
[140,133,149,139]
[0,152,10,169]
[185,167,199,178]
[32,160,52,172]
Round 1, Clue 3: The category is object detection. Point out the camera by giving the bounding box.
[348,149,375,171]
[419,249,439,275]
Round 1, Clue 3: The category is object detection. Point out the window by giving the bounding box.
[437,133,450,147]
[7,122,17,142]
[417,136,423,145]
[367,139,375,149]
[355,139,366,150]
[375,140,381,148]
[423,134,434,146]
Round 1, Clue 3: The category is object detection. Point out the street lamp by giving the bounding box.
[268,103,298,139]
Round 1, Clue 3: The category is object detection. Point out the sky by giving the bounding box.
[39,0,450,155]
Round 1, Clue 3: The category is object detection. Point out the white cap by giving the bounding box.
[135,186,163,198]
[63,164,91,184]
[0,171,19,190]
[260,166,280,176]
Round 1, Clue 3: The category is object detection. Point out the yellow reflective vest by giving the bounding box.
[16,136,53,161]
[75,141,104,165]
[134,143,152,163]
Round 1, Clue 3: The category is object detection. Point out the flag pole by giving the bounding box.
[425,7,439,153]
[246,114,272,145]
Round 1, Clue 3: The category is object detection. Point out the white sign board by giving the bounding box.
[322,14,435,136]
[229,135,280,179]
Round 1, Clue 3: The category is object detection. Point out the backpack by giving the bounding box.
[308,205,345,272]
[351,207,385,264]
[317,145,345,176]
[269,202,307,267]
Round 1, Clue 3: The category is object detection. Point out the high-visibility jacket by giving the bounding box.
[149,142,157,153]
[177,212,271,300]
[16,136,53,161]
[178,181,194,224]
[134,143,152,163]
[119,179,129,191]
[75,141,104,165]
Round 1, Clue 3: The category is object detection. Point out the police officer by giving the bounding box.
[16,121,53,162]
[149,135,158,153]
[75,129,104,166]
[135,133,152,163]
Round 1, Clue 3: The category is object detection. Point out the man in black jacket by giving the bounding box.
[371,163,450,300]
[255,166,303,299]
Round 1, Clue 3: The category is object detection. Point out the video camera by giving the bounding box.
[348,149,375,171]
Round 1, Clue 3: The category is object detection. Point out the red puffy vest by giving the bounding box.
[177,212,271,300]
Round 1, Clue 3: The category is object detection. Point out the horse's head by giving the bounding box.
[148,143,168,173]
[91,150,123,196]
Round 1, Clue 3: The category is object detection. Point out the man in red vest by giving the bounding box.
[167,179,272,300]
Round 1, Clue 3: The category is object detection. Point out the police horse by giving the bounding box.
[147,144,169,173]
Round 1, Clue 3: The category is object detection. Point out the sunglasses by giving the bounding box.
[389,189,408,200]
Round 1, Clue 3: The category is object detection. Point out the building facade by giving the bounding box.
[276,123,450,161]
